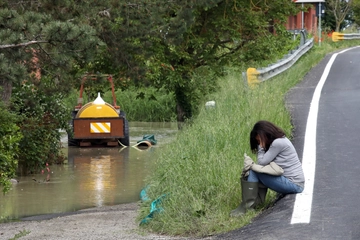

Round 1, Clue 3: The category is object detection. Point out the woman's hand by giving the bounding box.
[256,135,265,150]
[256,136,264,148]
[259,139,265,148]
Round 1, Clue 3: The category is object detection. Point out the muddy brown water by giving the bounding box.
[0,122,178,223]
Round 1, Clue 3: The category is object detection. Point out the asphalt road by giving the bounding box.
[217,47,360,240]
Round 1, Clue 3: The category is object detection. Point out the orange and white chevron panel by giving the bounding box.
[90,122,111,133]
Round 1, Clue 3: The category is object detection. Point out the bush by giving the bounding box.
[11,80,68,174]
[0,102,22,194]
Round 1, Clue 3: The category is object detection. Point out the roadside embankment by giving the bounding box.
[0,203,210,240]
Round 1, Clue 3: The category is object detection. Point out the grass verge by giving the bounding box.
[138,39,360,237]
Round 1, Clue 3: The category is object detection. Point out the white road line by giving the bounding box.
[291,47,358,224]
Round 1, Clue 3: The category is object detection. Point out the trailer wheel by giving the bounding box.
[68,137,79,147]
[68,111,79,147]
[119,111,130,146]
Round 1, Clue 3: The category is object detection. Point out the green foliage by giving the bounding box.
[353,0,360,27]
[17,0,150,82]
[118,0,300,120]
[0,6,101,102]
[10,78,69,174]
[0,1,102,179]
[0,101,22,194]
[323,8,352,32]
[15,1,299,122]
[325,0,353,31]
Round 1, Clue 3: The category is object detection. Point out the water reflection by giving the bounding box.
[0,122,178,222]
[68,148,132,208]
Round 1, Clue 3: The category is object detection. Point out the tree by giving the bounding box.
[114,0,299,121]
[353,0,360,26]
[6,1,299,122]
[0,7,101,104]
[326,0,353,31]
[0,3,102,177]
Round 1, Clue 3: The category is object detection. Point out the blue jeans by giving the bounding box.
[247,170,303,194]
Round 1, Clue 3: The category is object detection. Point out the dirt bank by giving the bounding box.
[0,203,212,240]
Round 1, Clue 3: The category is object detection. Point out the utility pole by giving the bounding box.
[318,2,322,46]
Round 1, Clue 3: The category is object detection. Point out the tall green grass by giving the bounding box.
[103,87,176,122]
[63,86,176,122]
[138,39,360,237]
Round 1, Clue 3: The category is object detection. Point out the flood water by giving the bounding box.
[0,122,178,223]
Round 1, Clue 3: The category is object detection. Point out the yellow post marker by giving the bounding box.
[332,32,344,42]
[247,68,260,88]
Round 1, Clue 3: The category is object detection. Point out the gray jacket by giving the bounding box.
[257,137,305,187]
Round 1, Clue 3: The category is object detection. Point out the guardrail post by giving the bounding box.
[300,29,306,46]
[246,68,259,88]
[332,32,344,42]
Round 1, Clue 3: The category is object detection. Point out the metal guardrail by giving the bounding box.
[244,33,314,87]
[243,30,359,87]
[332,32,360,42]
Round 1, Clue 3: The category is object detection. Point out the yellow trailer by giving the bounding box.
[68,75,129,147]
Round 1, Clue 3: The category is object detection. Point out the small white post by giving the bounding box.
[301,3,304,29]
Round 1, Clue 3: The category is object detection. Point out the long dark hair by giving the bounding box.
[250,120,285,153]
